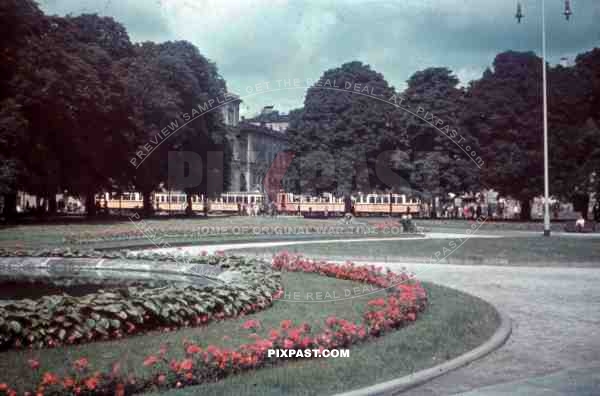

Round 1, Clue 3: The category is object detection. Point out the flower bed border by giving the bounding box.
[0,251,429,396]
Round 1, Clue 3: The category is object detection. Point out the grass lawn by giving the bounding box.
[233,237,600,266]
[0,217,414,250]
[0,273,499,395]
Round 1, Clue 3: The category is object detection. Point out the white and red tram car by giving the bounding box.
[96,191,420,216]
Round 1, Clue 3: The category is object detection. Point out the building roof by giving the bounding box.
[237,121,288,140]
[245,106,290,124]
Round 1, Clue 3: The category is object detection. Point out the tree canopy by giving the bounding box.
[0,1,230,217]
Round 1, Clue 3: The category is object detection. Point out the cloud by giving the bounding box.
[39,0,600,115]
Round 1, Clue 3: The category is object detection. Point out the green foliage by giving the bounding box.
[0,4,231,216]
[285,61,404,195]
[403,67,478,198]
[0,252,281,350]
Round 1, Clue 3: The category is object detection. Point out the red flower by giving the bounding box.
[28,359,40,370]
[268,329,280,340]
[179,359,193,371]
[143,355,160,367]
[63,377,75,388]
[84,376,98,391]
[0,383,8,391]
[283,339,295,349]
[42,372,59,386]
[280,319,293,329]
[169,359,181,372]
[186,344,202,354]
[157,374,166,384]
[407,312,416,321]
[241,319,261,330]
[74,357,89,371]
[367,298,386,307]
[115,383,125,396]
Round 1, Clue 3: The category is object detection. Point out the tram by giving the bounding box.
[96,191,421,216]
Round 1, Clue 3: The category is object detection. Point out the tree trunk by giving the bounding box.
[47,194,57,215]
[519,198,531,221]
[2,193,17,220]
[186,194,193,216]
[85,193,97,217]
[573,193,590,220]
[142,191,154,217]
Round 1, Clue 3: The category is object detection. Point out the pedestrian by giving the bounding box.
[593,202,600,222]
[575,215,586,232]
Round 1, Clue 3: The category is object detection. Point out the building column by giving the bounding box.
[246,134,251,191]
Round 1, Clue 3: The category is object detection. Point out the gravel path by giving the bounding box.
[143,237,600,395]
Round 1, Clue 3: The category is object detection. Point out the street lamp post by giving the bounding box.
[516,1,572,237]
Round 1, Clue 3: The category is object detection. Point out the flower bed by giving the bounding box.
[0,252,427,395]
[0,251,282,351]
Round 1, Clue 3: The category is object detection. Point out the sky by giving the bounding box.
[39,0,600,117]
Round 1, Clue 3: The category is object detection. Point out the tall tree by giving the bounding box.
[118,41,230,215]
[549,54,600,217]
[402,67,479,213]
[286,61,407,196]
[463,51,544,219]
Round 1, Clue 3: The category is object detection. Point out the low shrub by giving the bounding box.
[0,252,282,350]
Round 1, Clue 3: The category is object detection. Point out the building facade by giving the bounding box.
[222,101,289,192]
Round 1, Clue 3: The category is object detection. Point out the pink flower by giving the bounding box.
[180,358,193,371]
[186,344,202,354]
[280,319,293,329]
[27,359,40,370]
[143,355,160,367]
[73,357,89,371]
[283,339,295,349]
[241,319,261,330]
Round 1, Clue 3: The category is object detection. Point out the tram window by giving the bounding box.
[382,196,389,204]
[369,196,375,204]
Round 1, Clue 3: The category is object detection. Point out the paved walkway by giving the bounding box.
[149,233,501,256]
[380,262,600,395]
[458,365,600,396]
[143,238,600,395]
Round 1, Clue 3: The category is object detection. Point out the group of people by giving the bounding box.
[237,202,261,216]
[237,202,280,217]
[425,200,523,220]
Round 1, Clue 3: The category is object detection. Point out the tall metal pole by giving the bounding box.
[542,0,551,236]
